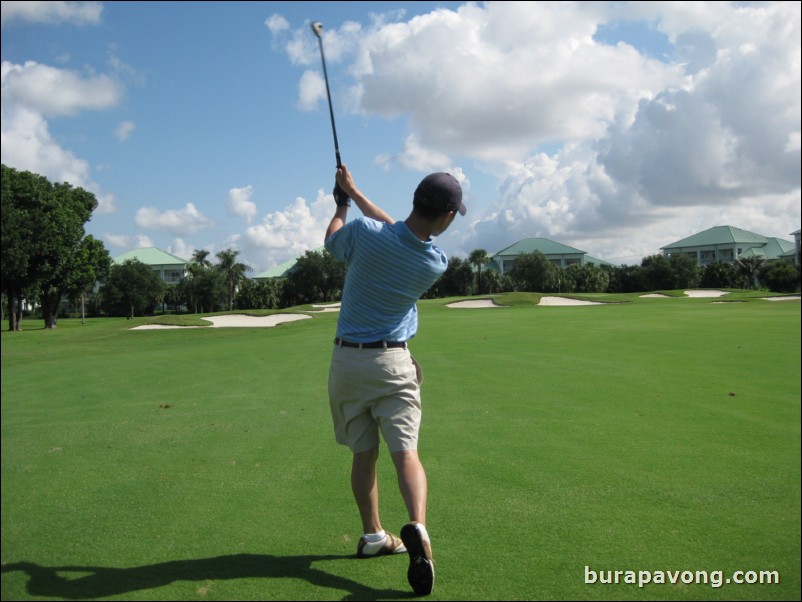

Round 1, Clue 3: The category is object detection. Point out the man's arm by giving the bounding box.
[325,204,349,243]
[336,164,395,225]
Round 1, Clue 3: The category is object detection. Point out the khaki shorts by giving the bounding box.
[328,344,423,454]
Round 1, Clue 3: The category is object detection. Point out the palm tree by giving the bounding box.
[191,249,212,268]
[469,249,489,294]
[735,255,766,289]
[215,248,252,310]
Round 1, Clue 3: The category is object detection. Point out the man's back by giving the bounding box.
[326,217,448,343]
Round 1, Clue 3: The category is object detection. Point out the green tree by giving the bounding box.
[700,261,736,289]
[1,165,45,330]
[669,253,701,289]
[564,263,609,293]
[469,249,490,294]
[235,278,281,310]
[428,256,474,297]
[215,248,252,311]
[760,262,799,293]
[64,235,112,324]
[37,183,98,328]
[281,250,346,307]
[640,254,674,291]
[605,264,644,293]
[99,259,165,318]
[1,164,99,330]
[735,256,766,289]
[508,251,558,293]
[191,249,212,268]
[479,269,509,294]
[180,261,226,314]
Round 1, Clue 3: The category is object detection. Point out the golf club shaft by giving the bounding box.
[315,31,342,168]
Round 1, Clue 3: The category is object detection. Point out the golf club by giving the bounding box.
[311,21,341,169]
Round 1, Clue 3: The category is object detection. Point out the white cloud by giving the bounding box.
[1,60,121,213]
[291,1,800,264]
[349,3,682,162]
[103,232,153,250]
[240,192,333,271]
[297,70,326,111]
[1,1,103,27]
[264,13,289,36]
[376,134,454,172]
[2,60,121,116]
[167,238,196,261]
[115,120,135,142]
[226,185,257,223]
[135,203,215,236]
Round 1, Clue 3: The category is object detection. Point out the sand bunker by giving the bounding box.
[539,297,603,306]
[132,314,311,330]
[311,303,341,312]
[683,290,728,297]
[640,290,728,298]
[447,299,505,308]
[133,291,798,329]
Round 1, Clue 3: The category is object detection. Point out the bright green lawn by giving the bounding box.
[1,293,800,601]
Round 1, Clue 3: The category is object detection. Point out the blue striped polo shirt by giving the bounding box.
[325,217,448,343]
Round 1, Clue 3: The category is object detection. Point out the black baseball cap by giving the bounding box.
[413,172,467,216]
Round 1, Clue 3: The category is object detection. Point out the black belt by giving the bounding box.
[334,337,407,350]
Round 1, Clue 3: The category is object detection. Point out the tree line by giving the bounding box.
[431,249,800,298]
[3,164,799,331]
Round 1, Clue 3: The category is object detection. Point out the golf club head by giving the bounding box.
[311,21,323,38]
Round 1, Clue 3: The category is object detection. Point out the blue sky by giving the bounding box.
[2,1,799,273]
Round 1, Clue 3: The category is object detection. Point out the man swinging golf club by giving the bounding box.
[324,164,466,597]
[312,20,465,594]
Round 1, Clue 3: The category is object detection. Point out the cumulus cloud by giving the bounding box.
[135,203,215,236]
[240,191,333,270]
[1,60,121,213]
[167,238,197,261]
[273,1,800,263]
[115,120,135,142]
[0,1,103,27]
[264,13,289,36]
[227,185,258,223]
[2,60,121,116]
[376,134,454,172]
[104,232,153,250]
[297,70,326,111]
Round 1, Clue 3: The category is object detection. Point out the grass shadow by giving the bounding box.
[2,554,414,601]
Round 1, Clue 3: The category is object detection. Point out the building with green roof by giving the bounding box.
[112,247,188,284]
[488,238,611,273]
[253,246,326,281]
[788,229,801,266]
[660,226,795,265]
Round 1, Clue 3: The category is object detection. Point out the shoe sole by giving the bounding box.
[400,523,434,596]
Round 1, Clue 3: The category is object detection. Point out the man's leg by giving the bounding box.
[392,449,435,595]
[352,447,382,534]
[390,450,427,524]
[352,447,407,558]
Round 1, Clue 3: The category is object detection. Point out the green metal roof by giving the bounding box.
[492,238,586,257]
[113,247,188,266]
[739,247,766,259]
[584,255,613,266]
[661,226,767,249]
[253,246,326,279]
[764,237,795,255]
[254,256,298,279]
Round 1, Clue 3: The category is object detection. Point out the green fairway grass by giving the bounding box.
[2,293,800,600]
